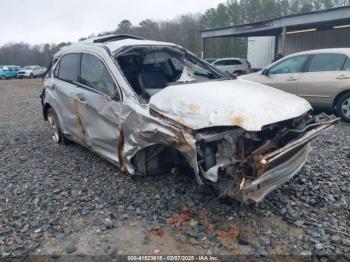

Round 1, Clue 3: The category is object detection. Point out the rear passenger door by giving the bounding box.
[212,60,227,73]
[298,53,350,108]
[75,53,122,162]
[262,55,308,94]
[50,53,82,138]
[225,59,242,74]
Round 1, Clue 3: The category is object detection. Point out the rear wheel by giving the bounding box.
[47,108,68,144]
[336,92,350,123]
[1,76,6,80]
[232,71,242,77]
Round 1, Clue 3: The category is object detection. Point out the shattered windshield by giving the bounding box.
[115,46,229,102]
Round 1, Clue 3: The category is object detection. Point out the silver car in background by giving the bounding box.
[40,35,337,203]
[17,65,47,78]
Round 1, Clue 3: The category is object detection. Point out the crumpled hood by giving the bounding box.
[149,79,312,131]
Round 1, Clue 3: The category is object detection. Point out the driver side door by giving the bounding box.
[258,55,309,94]
[75,52,122,163]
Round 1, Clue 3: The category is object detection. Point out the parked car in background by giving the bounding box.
[0,65,20,80]
[239,48,350,122]
[211,57,251,76]
[17,65,47,79]
[40,34,336,203]
[204,58,217,64]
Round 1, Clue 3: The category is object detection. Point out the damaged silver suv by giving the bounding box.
[41,35,338,203]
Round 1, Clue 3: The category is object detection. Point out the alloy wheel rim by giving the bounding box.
[48,114,59,142]
[341,98,350,119]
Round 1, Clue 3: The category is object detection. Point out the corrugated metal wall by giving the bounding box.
[277,28,350,55]
[247,36,275,69]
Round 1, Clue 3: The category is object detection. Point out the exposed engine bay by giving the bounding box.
[193,113,338,202]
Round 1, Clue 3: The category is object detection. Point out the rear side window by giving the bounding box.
[80,53,115,97]
[57,54,80,82]
[269,55,308,74]
[307,53,346,72]
[343,58,350,71]
[226,60,242,65]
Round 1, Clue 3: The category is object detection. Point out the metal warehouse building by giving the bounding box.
[200,6,350,69]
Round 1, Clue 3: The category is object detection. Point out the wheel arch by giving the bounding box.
[130,143,193,176]
[43,103,51,121]
[333,89,350,109]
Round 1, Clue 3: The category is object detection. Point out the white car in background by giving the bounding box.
[211,57,251,76]
[17,65,47,79]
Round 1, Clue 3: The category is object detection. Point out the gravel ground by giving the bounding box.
[0,79,349,259]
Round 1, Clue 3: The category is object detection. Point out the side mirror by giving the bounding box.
[262,68,269,76]
[112,86,121,101]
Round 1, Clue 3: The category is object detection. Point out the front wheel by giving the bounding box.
[336,92,350,123]
[29,73,33,79]
[47,108,68,144]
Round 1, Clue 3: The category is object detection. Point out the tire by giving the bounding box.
[47,108,68,144]
[29,73,33,79]
[1,76,5,80]
[336,92,350,123]
[232,71,242,77]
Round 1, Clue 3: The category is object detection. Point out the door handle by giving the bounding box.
[75,93,87,104]
[336,75,350,80]
[286,77,297,81]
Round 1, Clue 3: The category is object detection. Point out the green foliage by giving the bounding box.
[1,0,349,65]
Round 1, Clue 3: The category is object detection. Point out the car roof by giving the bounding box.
[77,35,179,53]
[287,48,350,57]
[215,57,242,61]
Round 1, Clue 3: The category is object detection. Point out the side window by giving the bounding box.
[80,53,115,97]
[58,54,80,82]
[343,58,350,71]
[170,58,183,71]
[214,60,225,66]
[307,53,346,72]
[269,55,308,75]
[226,60,241,65]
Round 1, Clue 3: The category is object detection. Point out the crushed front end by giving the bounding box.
[194,113,338,203]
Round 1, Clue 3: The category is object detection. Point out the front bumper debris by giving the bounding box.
[236,118,337,203]
[237,143,310,203]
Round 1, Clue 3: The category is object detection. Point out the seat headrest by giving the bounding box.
[143,52,170,64]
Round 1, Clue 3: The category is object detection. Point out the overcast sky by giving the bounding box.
[1,0,225,46]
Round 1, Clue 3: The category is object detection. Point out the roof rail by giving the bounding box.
[93,34,144,43]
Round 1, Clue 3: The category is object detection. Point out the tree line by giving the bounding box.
[1,0,349,67]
